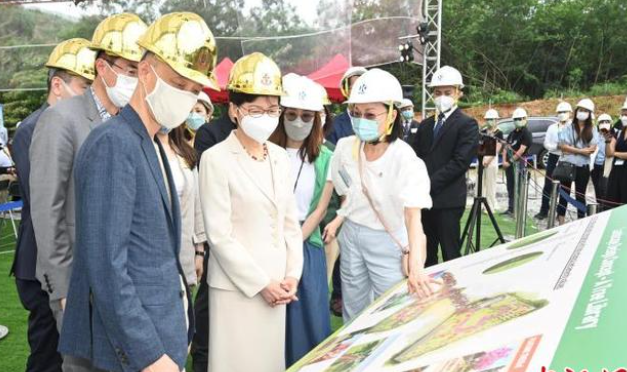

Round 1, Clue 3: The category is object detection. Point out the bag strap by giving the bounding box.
[357,141,409,255]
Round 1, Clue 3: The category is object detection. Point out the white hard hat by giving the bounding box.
[598,113,612,123]
[197,91,213,111]
[576,98,595,113]
[484,109,500,120]
[346,68,403,107]
[341,66,368,85]
[622,97,627,110]
[281,73,324,112]
[429,66,464,88]
[556,101,573,113]
[399,98,414,109]
[340,66,368,97]
[314,82,331,106]
[512,107,528,119]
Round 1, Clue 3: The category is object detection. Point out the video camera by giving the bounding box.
[478,132,498,157]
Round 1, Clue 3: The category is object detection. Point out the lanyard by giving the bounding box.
[293,158,305,192]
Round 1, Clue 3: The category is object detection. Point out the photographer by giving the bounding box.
[502,108,532,217]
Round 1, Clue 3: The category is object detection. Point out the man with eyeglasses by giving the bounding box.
[29,16,147,368]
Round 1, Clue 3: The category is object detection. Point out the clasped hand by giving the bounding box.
[261,277,299,307]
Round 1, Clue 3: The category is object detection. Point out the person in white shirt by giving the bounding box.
[323,69,437,322]
[480,109,503,211]
[536,101,573,219]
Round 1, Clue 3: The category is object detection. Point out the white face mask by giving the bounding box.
[144,65,199,130]
[599,123,611,132]
[104,63,138,108]
[576,111,590,122]
[239,114,279,144]
[558,112,570,122]
[284,117,314,141]
[59,80,78,102]
[621,115,627,127]
[434,95,455,113]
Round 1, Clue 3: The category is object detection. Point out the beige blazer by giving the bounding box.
[198,132,303,298]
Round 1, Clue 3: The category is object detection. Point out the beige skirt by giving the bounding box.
[208,287,286,372]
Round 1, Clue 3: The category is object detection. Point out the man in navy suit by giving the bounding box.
[10,39,94,372]
[59,13,218,372]
[410,66,479,267]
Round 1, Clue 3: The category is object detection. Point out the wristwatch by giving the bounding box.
[195,251,205,257]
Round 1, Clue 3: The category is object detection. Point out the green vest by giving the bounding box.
[305,145,333,248]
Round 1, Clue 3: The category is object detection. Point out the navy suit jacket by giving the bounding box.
[410,108,479,209]
[325,110,353,145]
[11,103,48,280]
[59,106,193,372]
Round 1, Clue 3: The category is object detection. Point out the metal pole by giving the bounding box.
[547,180,560,229]
[587,202,599,216]
[513,161,519,217]
[515,168,529,239]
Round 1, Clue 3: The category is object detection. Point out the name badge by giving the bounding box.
[616,159,625,166]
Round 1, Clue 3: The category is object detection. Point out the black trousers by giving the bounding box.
[607,164,627,207]
[191,251,209,372]
[422,207,465,267]
[558,165,590,219]
[15,278,63,372]
[591,163,608,209]
[331,256,342,299]
[539,153,560,214]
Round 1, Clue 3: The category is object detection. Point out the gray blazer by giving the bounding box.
[29,90,102,301]
[59,106,193,372]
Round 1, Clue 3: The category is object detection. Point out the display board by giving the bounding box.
[289,206,627,372]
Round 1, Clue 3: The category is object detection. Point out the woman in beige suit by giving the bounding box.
[199,53,303,372]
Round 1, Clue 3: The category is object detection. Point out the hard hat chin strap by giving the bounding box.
[377,102,395,142]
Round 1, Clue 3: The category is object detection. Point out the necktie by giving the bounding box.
[433,113,445,139]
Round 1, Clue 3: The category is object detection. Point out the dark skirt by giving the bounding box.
[285,240,331,367]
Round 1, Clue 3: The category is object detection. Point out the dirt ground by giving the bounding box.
[414,94,626,122]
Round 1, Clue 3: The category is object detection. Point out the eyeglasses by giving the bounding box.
[108,61,138,77]
[349,111,387,121]
[284,110,316,123]
[238,106,282,118]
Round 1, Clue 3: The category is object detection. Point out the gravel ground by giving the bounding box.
[467,167,598,234]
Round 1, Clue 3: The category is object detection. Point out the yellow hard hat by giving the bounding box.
[227,52,283,96]
[137,12,219,90]
[90,13,147,62]
[45,38,97,81]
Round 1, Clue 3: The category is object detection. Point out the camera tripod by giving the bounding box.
[460,155,506,255]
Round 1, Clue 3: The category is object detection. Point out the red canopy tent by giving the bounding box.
[205,55,351,104]
[204,57,234,104]
[307,54,350,103]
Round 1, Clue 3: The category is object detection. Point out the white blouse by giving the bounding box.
[329,136,432,233]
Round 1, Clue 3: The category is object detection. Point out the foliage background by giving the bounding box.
[1,0,626,132]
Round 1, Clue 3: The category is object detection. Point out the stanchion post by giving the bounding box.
[587,202,599,216]
[515,167,529,239]
[547,180,560,229]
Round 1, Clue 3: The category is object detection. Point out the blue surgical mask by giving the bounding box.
[351,116,381,142]
[186,112,206,131]
[159,126,173,135]
[402,110,414,121]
